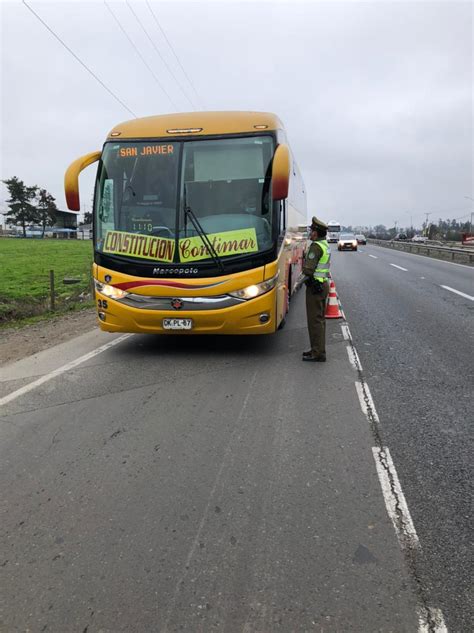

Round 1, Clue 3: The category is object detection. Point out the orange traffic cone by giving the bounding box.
[325,279,343,319]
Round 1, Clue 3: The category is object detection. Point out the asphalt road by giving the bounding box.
[0,244,471,632]
[331,243,473,633]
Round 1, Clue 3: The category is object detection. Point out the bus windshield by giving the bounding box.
[94,136,274,265]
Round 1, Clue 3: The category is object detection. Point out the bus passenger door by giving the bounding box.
[276,200,289,329]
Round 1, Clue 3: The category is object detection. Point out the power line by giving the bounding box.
[145,0,204,109]
[126,1,194,111]
[104,1,178,111]
[22,0,137,118]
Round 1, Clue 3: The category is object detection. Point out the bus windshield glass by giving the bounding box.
[94,136,274,265]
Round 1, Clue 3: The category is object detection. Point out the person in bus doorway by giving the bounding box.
[302,217,330,362]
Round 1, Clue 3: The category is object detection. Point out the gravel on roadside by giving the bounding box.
[0,309,97,367]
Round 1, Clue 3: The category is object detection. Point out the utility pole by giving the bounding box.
[424,212,432,236]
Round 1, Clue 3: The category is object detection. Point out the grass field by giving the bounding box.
[0,238,94,322]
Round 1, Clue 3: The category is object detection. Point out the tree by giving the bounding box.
[2,177,37,237]
[36,189,58,237]
[373,224,388,239]
[83,211,92,225]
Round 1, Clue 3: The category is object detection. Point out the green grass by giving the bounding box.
[0,237,94,322]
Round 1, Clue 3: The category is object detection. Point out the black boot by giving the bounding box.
[302,354,326,362]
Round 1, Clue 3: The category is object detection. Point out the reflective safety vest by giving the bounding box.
[312,239,331,282]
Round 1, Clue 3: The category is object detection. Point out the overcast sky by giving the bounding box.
[1,0,472,229]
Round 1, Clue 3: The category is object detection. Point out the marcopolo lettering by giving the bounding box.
[152,268,199,275]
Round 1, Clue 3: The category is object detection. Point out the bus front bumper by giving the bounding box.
[95,287,277,335]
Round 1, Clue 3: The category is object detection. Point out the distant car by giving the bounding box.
[355,234,367,245]
[393,233,408,241]
[411,235,428,243]
[338,233,358,251]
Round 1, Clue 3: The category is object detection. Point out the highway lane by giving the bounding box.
[331,244,473,633]
[359,243,474,297]
[0,291,424,632]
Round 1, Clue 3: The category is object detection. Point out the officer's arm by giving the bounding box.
[302,243,322,277]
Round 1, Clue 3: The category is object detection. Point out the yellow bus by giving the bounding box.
[65,111,307,334]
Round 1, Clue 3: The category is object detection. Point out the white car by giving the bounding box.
[337,233,358,251]
[412,235,428,243]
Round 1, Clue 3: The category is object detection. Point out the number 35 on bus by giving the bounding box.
[65,111,307,335]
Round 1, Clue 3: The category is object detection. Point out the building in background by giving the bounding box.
[1,208,78,238]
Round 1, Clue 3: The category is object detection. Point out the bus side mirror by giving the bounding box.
[64,151,101,211]
[271,144,290,201]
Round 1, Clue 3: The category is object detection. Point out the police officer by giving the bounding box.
[302,216,330,362]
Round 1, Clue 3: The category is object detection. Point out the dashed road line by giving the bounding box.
[355,380,380,424]
[346,345,362,371]
[417,606,448,632]
[368,254,378,259]
[341,321,448,631]
[372,447,419,549]
[440,285,474,301]
[340,324,352,341]
[390,263,408,271]
[371,246,473,269]
[0,334,131,407]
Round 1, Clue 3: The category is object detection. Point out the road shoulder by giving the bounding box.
[0,309,97,367]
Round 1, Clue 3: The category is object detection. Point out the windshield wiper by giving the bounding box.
[183,184,224,273]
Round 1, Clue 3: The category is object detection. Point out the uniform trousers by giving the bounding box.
[305,281,329,356]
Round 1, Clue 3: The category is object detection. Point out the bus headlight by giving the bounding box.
[95,279,129,300]
[228,275,278,300]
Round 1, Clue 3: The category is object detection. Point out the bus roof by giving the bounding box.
[107,111,284,140]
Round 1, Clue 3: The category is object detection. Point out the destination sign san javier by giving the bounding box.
[118,145,174,157]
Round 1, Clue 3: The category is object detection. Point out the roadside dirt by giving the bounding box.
[0,309,97,367]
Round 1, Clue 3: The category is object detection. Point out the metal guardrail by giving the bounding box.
[367,239,474,266]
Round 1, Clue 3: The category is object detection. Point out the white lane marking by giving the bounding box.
[346,316,446,630]
[420,276,425,279]
[340,324,352,341]
[370,245,474,269]
[355,381,380,424]
[0,334,131,407]
[372,447,419,549]
[368,254,378,259]
[346,345,362,371]
[440,285,474,301]
[417,606,448,633]
[390,263,408,271]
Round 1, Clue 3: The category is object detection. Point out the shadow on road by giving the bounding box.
[118,333,278,358]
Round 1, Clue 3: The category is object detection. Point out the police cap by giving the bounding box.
[310,216,328,231]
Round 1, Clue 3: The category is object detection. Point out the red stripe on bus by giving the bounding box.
[113,280,224,291]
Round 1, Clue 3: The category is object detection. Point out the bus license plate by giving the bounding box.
[163,318,193,330]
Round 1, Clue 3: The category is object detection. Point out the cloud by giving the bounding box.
[1,0,472,229]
